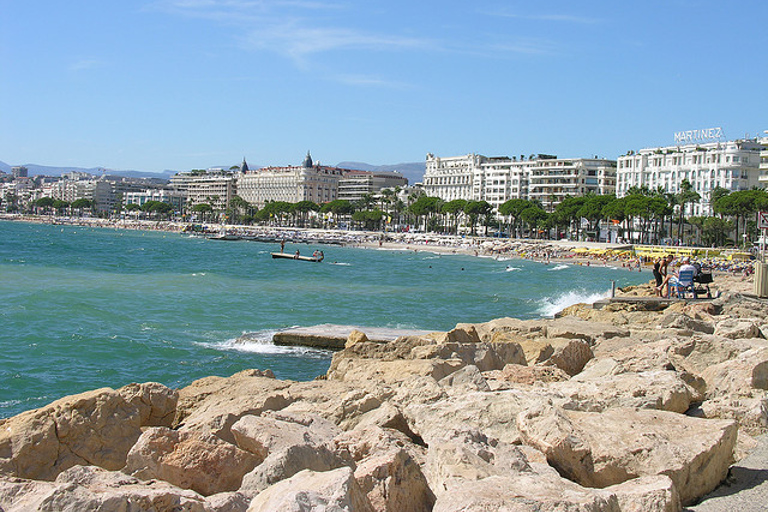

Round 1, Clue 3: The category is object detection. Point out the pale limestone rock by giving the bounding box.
[437,364,490,392]
[174,371,292,443]
[350,403,423,443]
[328,357,463,384]
[658,311,715,334]
[245,467,375,512]
[432,473,620,512]
[692,394,768,436]
[714,319,763,340]
[239,443,347,493]
[669,335,763,375]
[517,404,737,505]
[0,466,208,512]
[345,329,369,349]
[335,427,433,512]
[204,491,252,512]
[409,341,526,372]
[605,475,681,512]
[0,388,142,481]
[427,325,481,344]
[354,448,435,512]
[456,317,528,342]
[701,347,768,396]
[404,390,536,446]
[424,429,531,495]
[560,370,698,413]
[590,337,678,374]
[545,316,630,344]
[545,337,594,376]
[282,380,386,430]
[117,381,178,427]
[124,427,260,496]
[483,363,570,389]
[498,334,555,365]
[231,412,340,459]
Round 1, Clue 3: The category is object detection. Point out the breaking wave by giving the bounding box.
[537,289,610,318]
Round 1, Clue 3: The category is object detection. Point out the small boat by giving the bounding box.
[207,233,241,241]
[271,252,323,263]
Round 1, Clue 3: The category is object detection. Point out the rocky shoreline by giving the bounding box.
[1,272,766,511]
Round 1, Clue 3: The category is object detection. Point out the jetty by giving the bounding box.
[271,252,323,262]
[272,323,434,349]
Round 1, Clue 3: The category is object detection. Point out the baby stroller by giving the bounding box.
[693,266,713,298]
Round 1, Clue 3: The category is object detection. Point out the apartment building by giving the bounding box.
[337,171,408,203]
[616,138,762,216]
[424,153,617,211]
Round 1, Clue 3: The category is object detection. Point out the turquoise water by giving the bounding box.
[0,220,647,419]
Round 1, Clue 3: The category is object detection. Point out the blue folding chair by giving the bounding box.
[669,269,696,298]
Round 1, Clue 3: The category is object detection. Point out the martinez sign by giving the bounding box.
[674,127,724,144]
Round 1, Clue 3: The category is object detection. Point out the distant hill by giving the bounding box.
[0,161,174,179]
[335,161,425,185]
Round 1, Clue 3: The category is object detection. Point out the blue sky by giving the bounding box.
[1,1,766,174]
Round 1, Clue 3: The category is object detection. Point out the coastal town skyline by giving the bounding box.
[2,1,766,174]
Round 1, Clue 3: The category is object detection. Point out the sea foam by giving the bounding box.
[537,289,609,318]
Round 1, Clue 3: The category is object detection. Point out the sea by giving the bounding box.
[0,220,648,419]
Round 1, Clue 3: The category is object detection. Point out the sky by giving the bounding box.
[1,0,766,174]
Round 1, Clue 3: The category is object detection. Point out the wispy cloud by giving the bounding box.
[69,59,102,72]
[484,9,603,25]
[240,22,432,62]
[333,73,411,89]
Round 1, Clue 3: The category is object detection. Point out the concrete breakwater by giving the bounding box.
[1,280,767,511]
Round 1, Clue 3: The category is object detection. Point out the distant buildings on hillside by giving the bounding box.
[0,152,410,215]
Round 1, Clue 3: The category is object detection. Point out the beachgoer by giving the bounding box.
[280,239,285,253]
[652,258,663,297]
[294,250,300,259]
[657,257,697,297]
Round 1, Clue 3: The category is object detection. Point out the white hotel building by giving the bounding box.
[616,137,762,216]
[424,153,617,212]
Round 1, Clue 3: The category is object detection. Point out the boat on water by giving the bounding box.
[271,252,324,263]
[206,232,242,241]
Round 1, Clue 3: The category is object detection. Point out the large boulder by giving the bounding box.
[404,390,537,446]
[117,381,178,427]
[545,337,594,376]
[714,319,763,340]
[700,347,768,396]
[173,370,293,443]
[245,467,375,512]
[239,443,348,493]
[0,388,142,481]
[517,404,737,505]
[124,427,260,496]
[605,475,681,512]
[0,466,208,512]
[424,429,531,494]
[335,425,434,512]
[556,370,698,413]
[484,363,570,390]
[545,316,630,344]
[432,473,620,512]
[231,412,341,460]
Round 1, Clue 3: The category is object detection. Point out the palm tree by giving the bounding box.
[675,179,700,243]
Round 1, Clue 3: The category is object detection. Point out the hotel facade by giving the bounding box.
[236,153,408,209]
[423,153,617,212]
[616,136,762,216]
